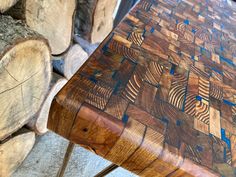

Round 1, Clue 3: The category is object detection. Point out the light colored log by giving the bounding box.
[53,44,88,79]
[0,15,51,140]
[75,0,118,44]
[74,36,99,56]
[6,0,76,55]
[27,73,67,134]
[0,0,19,13]
[0,128,35,177]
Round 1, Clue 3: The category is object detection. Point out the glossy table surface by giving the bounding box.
[48,0,236,176]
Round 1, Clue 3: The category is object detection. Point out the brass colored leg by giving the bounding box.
[94,163,119,177]
[56,142,75,177]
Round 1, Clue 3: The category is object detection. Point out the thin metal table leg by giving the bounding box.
[94,163,119,177]
[56,142,75,177]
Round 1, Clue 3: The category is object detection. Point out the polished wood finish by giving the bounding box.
[49,0,236,176]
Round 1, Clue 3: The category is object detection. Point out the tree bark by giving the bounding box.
[0,128,35,177]
[6,0,76,55]
[75,0,118,44]
[0,0,19,13]
[53,44,88,79]
[0,15,51,140]
[27,73,67,135]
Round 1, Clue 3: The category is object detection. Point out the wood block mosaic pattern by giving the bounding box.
[48,0,236,176]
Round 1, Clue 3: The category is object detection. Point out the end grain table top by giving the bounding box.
[48,0,236,176]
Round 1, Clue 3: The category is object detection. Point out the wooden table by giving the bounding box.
[48,0,236,176]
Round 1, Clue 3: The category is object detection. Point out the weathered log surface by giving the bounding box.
[0,15,51,140]
[53,44,88,79]
[74,36,99,56]
[6,0,76,55]
[27,73,67,134]
[49,0,236,177]
[0,128,35,177]
[75,0,118,44]
[0,0,19,13]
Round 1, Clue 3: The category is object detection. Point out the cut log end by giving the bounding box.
[0,15,51,140]
[75,0,118,44]
[0,128,35,177]
[53,44,88,79]
[27,73,67,135]
[6,0,76,55]
[0,0,19,13]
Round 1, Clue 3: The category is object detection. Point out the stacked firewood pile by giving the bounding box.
[0,0,120,176]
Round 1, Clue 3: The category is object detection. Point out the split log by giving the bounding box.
[0,0,19,13]
[75,0,118,44]
[6,0,76,55]
[0,15,51,140]
[0,128,35,177]
[27,73,67,134]
[53,44,88,79]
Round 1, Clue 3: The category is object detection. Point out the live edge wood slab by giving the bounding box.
[48,0,236,176]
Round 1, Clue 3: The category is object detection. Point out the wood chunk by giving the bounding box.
[135,82,157,112]
[122,127,164,174]
[195,101,210,125]
[105,118,146,165]
[108,38,140,63]
[209,107,221,139]
[6,0,76,55]
[199,77,210,101]
[145,61,164,86]
[0,16,51,140]
[126,104,166,132]
[75,0,118,44]
[53,44,88,79]
[69,103,124,156]
[0,129,35,177]
[194,118,209,135]
[85,82,113,110]
[184,93,197,117]
[105,95,129,120]
[27,73,67,134]
[158,68,172,101]
[230,135,236,167]
[121,64,146,103]
[48,75,95,138]
[139,153,178,176]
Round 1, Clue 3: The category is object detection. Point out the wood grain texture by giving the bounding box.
[27,73,67,134]
[105,119,146,165]
[75,0,118,44]
[53,44,88,79]
[6,0,76,55]
[0,129,35,177]
[49,0,236,176]
[69,103,124,156]
[0,15,51,140]
[0,0,18,13]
